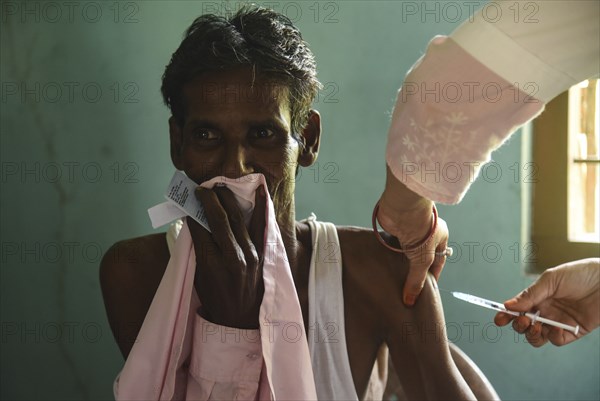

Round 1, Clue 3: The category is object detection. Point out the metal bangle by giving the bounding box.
[372,201,437,253]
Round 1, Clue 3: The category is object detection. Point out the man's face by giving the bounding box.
[169,67,303,213]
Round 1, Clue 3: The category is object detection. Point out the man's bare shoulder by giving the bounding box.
[336,225,409,273]
[335,225,411,311]
[101,234,169,269]
[334,225,413,392]
[99,233,170,358]
[100,233,171,296]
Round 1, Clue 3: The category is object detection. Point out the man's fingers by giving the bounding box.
[212,186,259,270]
[247,185,266,303]
[249,184,266,263]
[187,216,221,284]
[187,215,218,266]
[186,214,208,242]
[195,187,240,259]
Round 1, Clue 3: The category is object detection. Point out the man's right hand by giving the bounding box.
[187,185,267,330]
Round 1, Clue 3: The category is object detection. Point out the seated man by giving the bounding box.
[100,6,498,400]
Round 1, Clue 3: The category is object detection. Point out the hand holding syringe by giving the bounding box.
[493,260,599,347]
[451,292,580,335]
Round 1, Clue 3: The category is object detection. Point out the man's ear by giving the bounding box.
[297,110,321,167]
[169,116,184,170]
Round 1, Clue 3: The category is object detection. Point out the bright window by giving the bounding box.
[529,80,600,274]
[568,79,599,243]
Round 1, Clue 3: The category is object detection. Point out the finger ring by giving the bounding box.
[435,247,453,257]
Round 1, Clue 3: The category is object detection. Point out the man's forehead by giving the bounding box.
[183,68,290,107]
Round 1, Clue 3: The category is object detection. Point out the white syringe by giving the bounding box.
[451,291,580,335]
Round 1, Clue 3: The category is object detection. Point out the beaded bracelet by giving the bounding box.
[372,201,438,253]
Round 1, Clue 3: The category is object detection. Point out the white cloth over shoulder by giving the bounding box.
[305,216,360,401]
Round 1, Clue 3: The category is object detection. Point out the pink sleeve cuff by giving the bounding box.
[385,36,545,204]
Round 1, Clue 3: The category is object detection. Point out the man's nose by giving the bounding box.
[221,143,254,179]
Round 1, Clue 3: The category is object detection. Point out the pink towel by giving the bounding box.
[114,174,317,400]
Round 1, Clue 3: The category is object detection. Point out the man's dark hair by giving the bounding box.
[161,5,322,139]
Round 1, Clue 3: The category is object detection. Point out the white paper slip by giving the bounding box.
[147,171,211,231]
[148,201,187,229]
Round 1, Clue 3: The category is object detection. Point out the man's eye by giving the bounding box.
[251,128,275,139]
[193,129,219,140]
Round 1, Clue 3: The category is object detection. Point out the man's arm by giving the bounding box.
[99,235,169,359]
[340,228,471,399]
[383,274,476,400]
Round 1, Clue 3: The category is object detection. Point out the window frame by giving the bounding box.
[529,90,599,274]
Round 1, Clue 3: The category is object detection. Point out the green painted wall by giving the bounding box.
[1,1,598,400]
